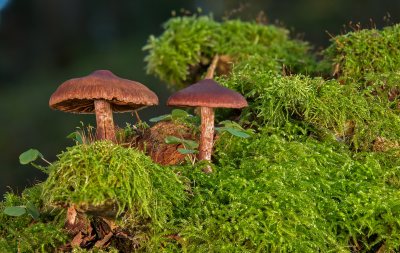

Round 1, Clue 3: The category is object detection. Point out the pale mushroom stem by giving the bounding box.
[197,55,219,173]
[94,100,116,142]
[199,106,215,173]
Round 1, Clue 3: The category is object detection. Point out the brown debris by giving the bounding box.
[216,55,233,76]
[77,201,119,218]
[372,136,400,152]
[62,207,118,251]
[388,87,400,101]
[94,232,113,248]
[65,206,91,236]
[137,121,197,165]
[71,232,84,247]
[66,205,77,226]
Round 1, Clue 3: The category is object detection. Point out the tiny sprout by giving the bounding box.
[19,149,51,165]
[19,148,52,173]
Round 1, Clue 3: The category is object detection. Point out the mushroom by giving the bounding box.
[49,70,158,142]
[167,79,248,172]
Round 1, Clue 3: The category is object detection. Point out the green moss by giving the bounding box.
[217,62,400,151]
[42,141,186,226]
[144,15,315,88]
[70,248,119,253]
[323,24,400,82]
[151,132,400,252]
[0,185,67,252]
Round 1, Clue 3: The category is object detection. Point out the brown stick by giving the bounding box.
[133,110,142,123]
[94,100,116,142]
[205,55,219,79]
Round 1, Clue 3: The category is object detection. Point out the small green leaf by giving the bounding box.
[26,202,40,220]
[225,127,250,138]
[219,120,243,129]
[19,149,43,165]
[149,114,171,122]
[182,139,199,149]
[219,120,234,126]
[171,109,190,119]
[3,206,26,217]
[165,136,184,144]
[177,148,198,154]
[67,132,83,144]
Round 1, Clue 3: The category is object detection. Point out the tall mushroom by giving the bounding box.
[49,70,158,142]
[167,79,248,172]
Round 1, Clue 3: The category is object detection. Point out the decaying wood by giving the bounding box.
[71,232,83,247]
[66,205,77,226]
[137,121,197,165]
[94,232,113,248]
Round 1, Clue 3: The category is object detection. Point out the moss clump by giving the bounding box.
[140,15,400,252]
[144,15,315,88]
[42,141,186,226]
[152,131,400,252]
[323,24,400,82]
[0,185,67,252]
[218,64,400,151]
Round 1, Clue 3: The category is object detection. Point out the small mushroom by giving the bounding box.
[167,79,248,172]
[49,70,158,142]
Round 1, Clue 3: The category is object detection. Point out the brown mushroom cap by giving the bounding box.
[167,79,248,108]
[49,70,159,113]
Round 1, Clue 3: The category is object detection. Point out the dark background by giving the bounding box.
[1,0,399,197]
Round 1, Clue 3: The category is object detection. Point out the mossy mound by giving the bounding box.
[155,131,400,252]
[144,15,315,88]
[43,141,186,224]
[323,24,400,83]
[218,65,400,151]
[0,185,67,252]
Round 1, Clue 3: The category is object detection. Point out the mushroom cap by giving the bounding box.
[167,79,248,108]
[49,70,159,113]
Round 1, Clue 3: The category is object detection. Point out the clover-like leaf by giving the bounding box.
[219,120,244,129]
[171,109,190,119]
[177,148,198,154]
[149,114,171,123]
[165,136,185,144]
[19,149,43,165]
[3,206,26,217]
[182,139,199,149]
[225,127,250,138]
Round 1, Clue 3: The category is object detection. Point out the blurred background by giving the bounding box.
[1,0,400,197]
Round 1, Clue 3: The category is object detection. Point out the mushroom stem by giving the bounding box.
[199,107,215,173]
[94,100,116,142]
